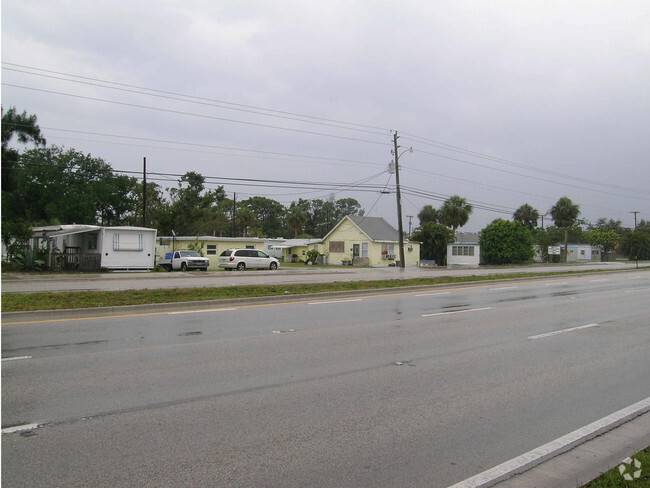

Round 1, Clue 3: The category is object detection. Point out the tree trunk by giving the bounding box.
[564,228,568,263]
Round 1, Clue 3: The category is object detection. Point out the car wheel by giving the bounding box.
[202,268,208,271]
[165,264,172,272]
[236,262,246,271]
[181,262,188,271]
[269,262,278,270]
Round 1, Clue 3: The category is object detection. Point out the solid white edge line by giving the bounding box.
[489,286,518,291]
[447,396,650,488]
[416,292,451,296]
[168,308,237,315]
[2,356,32,362]
[422,307,492,317]
[2,423,40,435]
[528,323,599,340]
[307,299,363,305]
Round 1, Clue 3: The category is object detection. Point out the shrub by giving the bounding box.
[480,219,534,265]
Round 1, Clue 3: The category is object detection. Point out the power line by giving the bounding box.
[2,83,391,147]
[2,64,390,137]
[402,132,649,197]
[2,62,392,133]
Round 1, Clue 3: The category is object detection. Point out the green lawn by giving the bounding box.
[0,269,636,312]
[582,447,650,487]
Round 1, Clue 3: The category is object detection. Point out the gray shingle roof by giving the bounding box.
[348,215,399,242]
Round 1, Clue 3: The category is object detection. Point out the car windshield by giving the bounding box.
[179,251,200,257]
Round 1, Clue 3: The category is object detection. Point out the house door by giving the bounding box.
[352,244,360,258]
[362,242,368,258]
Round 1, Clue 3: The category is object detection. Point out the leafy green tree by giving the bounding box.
[411,222,454,265]
[588,218,625,235]
[550,196,580,262]
[513,204,539,230]
[418,205,439,225]
[439,195,473,231]
[480,219,534,265]
[582,229,620,260]
[240,196,286,237]
[619,229,650,260]
[3,145,138,225]
[1,106,46,151]
[2,106,47,210]
[335,198,363,219]
[166,172,226,235]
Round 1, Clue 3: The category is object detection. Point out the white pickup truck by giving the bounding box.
[158,250,210,271]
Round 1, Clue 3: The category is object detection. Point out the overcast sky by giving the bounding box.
[2,1,649,232]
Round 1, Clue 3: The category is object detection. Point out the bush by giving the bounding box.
[480,219,534,265]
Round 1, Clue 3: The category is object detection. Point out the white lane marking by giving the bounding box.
[589,279,609,282]
[168,308,237,315]
[489,286,518,291]
[447,396,650,488]
[422,307,492,317]
[416,292,451,297]
[2,356,32,362]
[528,323,599,340]
[308,298,362,305]
[624,287,650,293]
[545,282,568,286]
[2,423,39,435]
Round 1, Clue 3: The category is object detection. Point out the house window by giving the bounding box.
[113,233,144,251]
[381,243,395,258]
[329,241,345,253]
[246,245,255,249]
[87,234,98,250]
[452,245,475,256]
[207,245,217,255]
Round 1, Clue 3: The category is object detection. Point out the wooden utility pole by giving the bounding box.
[142,157,147,228]
[393,132,405,268]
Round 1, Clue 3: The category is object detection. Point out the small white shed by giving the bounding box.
[447,232,481,267]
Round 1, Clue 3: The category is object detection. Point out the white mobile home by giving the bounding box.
[32,225,157,271]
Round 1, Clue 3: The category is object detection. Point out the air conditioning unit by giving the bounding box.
[383,254,395,260]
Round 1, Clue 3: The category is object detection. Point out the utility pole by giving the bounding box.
[631,211,639,230]
[407,215,413,237]
[393,132,405,268]
[142,157,147,228]
[233,192,237,237]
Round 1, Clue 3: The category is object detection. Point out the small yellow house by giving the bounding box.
[322,215,420,266]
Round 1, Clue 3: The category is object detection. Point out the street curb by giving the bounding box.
[448,397,650,488]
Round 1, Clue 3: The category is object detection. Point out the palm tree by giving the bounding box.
[286,206,306,238]
[513,204,540,230]
[439,195,473,232]
[550,196,580,262]
[418,205,439,225]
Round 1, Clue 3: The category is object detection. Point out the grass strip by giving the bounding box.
[581,446,649,487]
[0,270,623,312]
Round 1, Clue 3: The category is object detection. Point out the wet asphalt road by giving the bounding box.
[2,270,649,487]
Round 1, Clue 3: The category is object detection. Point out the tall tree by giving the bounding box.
[2,106,47,195]
[550,196,580,262]
[439,195,473,232]
[286,203,307,238]
[418,205,439,225]
[513,204,539,230]
[411,222,453,265]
